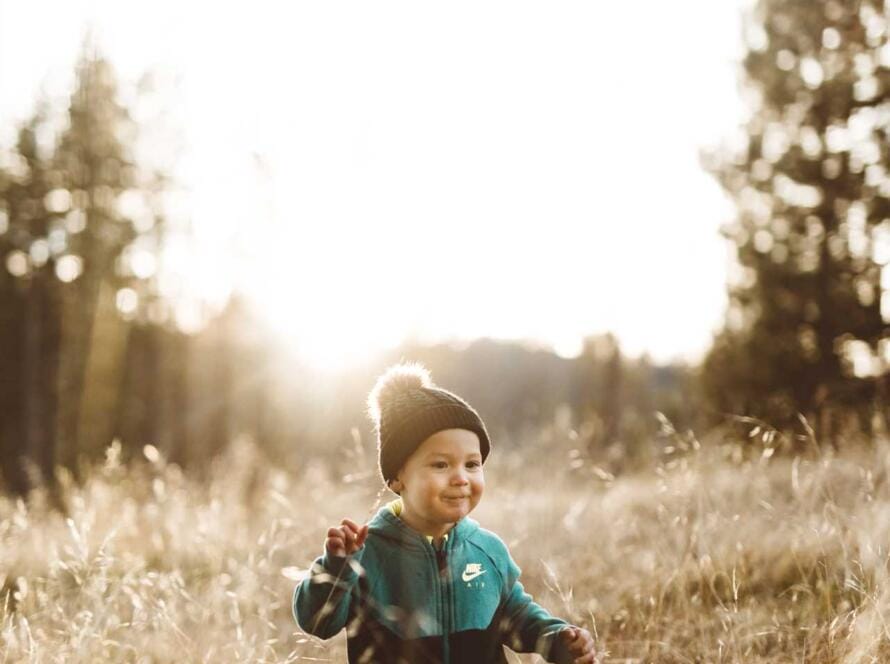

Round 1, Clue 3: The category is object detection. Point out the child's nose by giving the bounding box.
[450,469,469,484]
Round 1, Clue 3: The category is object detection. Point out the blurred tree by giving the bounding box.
[0,104,62,494]
[701,0,890,441]
[0,43,168,493]
[575,333,624,453]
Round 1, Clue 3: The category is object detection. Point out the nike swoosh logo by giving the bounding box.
[462,569,487,582]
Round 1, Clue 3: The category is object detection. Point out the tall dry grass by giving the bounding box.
[3,421,890,663]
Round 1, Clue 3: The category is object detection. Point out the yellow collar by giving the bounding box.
[387,498,448,545]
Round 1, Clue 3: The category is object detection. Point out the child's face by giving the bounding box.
[395,428,485,537]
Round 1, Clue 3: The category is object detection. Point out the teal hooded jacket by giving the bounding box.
[292,502,577,663]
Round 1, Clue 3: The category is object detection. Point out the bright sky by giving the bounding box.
[0,0,751,369]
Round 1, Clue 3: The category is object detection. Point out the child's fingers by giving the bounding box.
[579,645,603,664]
[569,632,601,664]
[327,521,369,557]
[325,534,345,557]
[561,627,578,642]
[341,521,357,549]
[325,527,346,556]
[341,525,356,549]
[563,627,599,660]
[342,520,369,550]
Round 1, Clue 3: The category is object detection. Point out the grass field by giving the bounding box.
[2,424,890,663]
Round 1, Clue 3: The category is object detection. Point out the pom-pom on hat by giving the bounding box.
[367,362,491,490]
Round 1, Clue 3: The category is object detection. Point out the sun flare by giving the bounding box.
[249,283,405,372]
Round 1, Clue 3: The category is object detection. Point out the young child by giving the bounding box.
[293,363,599,663]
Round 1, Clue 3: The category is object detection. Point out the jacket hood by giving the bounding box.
[367,503,481,553]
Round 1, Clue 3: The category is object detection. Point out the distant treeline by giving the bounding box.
[66,293,702,481]
[11,0,890,497]
[0,43,700,497]
[2,284,701,495]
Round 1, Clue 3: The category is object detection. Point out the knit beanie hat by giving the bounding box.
[367,362,491,490]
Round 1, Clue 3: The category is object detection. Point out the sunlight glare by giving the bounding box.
[258,293,403,372]
[0,0,744,369]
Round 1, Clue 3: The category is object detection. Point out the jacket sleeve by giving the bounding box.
[498,551,576,664]
[292,548,365,639]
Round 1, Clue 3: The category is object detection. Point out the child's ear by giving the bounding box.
[390,474,404,494]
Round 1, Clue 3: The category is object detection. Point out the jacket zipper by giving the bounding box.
[435,541,450,664]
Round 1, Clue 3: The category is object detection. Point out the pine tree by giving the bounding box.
[702,0,890,441]
[0,42,168,493]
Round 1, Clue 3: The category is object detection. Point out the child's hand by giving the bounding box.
[325,518,369,558]
[559,626,601,664]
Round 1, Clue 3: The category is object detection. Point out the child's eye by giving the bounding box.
[431,462,448,469]
[467,461,481,469]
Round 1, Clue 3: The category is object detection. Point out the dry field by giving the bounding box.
[3,423,890,663]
